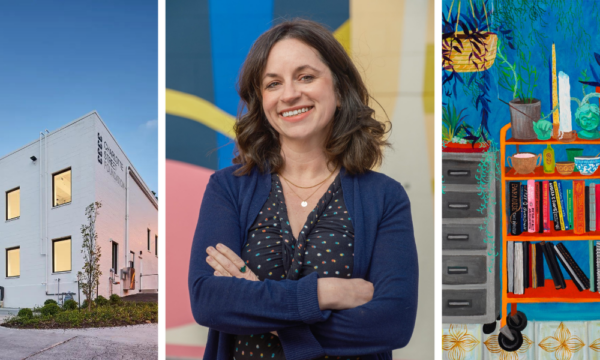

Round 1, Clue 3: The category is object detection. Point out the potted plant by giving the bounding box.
[442,102,490,153]
[442,0,497,74]
[497,40,540,140]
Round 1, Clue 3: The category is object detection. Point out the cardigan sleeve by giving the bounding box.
[188,172,331,335]
[277,182,418,360]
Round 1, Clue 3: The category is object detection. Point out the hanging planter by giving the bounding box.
[442,0,497,73]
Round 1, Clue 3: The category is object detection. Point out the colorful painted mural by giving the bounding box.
[167,0,434,359]
[442,0,600,357]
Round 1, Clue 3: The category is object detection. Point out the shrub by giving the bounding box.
[44,299,58,306]
[81,299,94,310]
[95,295,109,306]
[109,294,122,306]
[40,303,60,316]
[18,308,33,319]
[63,299,77,310]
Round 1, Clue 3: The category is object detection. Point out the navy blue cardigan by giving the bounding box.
[188,165,418,360]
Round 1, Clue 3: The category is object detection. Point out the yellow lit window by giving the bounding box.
[7,247,20,277]
[53,169,72,207]
[6,188,20,220]
[53,238,71,272]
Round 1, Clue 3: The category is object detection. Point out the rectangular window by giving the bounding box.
[53,168,72,207]
[6,247,20,277]
[112,242,118,272]
[155,235,158,256]
[6,187,20,220]
[147,229,151,251]
[52,238,71,272]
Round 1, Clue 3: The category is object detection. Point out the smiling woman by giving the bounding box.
[188,19,418,360]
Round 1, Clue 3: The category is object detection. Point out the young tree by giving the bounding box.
[78,201,102,311]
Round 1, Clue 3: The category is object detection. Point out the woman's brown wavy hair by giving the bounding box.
[233,19,390,176]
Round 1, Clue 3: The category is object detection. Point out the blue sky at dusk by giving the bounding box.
[0,1,158,193]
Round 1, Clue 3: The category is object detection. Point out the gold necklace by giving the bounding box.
[279,165,337,189]
[280,175,327,207]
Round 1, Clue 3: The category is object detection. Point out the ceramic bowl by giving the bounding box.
[574,156,600,175]
[555,161,575,176]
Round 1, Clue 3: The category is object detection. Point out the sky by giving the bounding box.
[0,1,158,194]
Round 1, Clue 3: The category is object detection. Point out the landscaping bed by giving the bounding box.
[1,296,158,329]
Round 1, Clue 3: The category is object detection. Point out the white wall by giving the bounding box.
[0,112,157,308]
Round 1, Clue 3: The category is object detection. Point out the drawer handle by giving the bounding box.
[447,234,469,241]
[447,300,472,308]
[448,202,470,210]
[448,170,471,177]
[447,266,468,275]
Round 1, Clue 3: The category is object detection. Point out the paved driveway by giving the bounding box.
[0,323,157,359]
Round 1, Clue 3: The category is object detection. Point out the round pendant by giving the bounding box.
[301,201,308,207]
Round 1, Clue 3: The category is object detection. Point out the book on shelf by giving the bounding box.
[586,186,590,233]
[522,184,528,233]
[553,181,567,230]
[508,242,514,293]
[537,182,543,233]
[596,184,600,232]
[543,181,551,233]
[535,243,545,287]
[573,180,586,235]
[523,241,529,289]
[556,181,570,230]
[591,183,596,232]
[541,241,565,289]
[549,182,561,231]
[514,242,524,295]
[567,189,574,227]
[554,243,590,291]
[528,243,533,288]
[528,180,536,233]
[532,243,537,289]
[510,182,522,235]
[596,242,600,292]
[591,240,596,293]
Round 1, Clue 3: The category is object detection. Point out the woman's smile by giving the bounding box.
[279,106,314,122]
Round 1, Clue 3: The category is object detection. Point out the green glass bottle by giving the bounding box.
[543,144,555,173]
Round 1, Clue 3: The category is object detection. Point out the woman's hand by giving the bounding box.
[206,244,259,282]
[317,278,374,310]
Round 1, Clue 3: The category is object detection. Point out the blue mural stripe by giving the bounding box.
[166,0,214,102]
[209,0,273,170]
[273,0,349,31]
[166,115,219,170]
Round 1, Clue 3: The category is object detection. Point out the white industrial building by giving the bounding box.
[0,112,158,308]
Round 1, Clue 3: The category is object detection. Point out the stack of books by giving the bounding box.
[509,180,598,235]
[507,241,591,294]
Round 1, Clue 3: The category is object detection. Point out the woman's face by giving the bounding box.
[261,38,339,146]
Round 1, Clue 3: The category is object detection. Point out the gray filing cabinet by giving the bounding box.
[442,152,500,324]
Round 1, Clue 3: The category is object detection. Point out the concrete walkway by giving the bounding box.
[0,323,157,359]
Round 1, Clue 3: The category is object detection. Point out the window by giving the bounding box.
[53,168,72,207]
[155,235,158,256]
[6,187,20,220]
[112,242,118,272]
[6,247,20,277]
[147,229,151,251]
[52,238,71,272]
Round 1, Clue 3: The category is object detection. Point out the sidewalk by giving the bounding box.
[0,323,157,359]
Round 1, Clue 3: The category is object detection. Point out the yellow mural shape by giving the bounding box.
[333,19,351,55]
[166,88,236,138]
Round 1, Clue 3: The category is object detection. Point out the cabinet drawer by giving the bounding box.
[442,289,487,317]
[442,160,480,185]
[443,192,487,218]
[442,255,487,285]
[442,224,488,250]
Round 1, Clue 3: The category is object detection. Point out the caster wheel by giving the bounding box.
[498,328,523,352]
[506,311,527,331]
[483,321,496,334]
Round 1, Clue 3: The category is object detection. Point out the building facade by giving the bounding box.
[0,112,158,308]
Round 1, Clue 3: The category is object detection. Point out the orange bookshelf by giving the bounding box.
[500,123,600,327]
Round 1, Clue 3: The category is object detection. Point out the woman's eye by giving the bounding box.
[266,82,280,89]
[300,75,314,81]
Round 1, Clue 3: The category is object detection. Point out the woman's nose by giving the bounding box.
[280,82,301,103]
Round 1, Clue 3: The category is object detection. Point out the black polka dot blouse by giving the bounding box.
[232,173,360,360]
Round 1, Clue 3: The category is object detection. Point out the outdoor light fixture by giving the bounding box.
[30,156,37,161]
